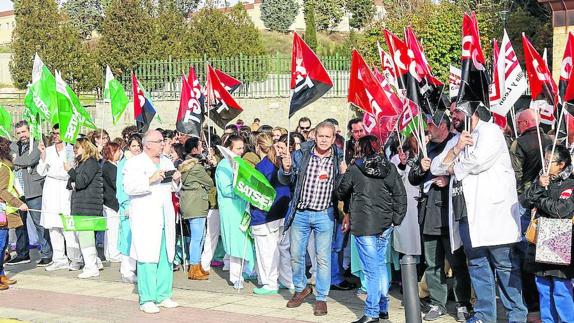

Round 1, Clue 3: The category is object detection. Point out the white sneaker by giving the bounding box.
[140,302,160,314]
[158,298,179,308]
[233,280,244,290]
[77,270,99,279]
[121,275,137,284]
[68,262,82,271]
[96,258,104,270]
[45,262,69,272]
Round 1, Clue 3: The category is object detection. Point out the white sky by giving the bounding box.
[0,0,13,12]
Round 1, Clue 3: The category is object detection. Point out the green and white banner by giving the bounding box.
[56,71,96,143]
[60,214,107,231]
[217,145,276,211]
[24,54,58,124]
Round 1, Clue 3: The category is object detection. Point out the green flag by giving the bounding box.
[0,105,12,139]
[104,66,129,125]
[217,145,276,211]
[60,214,107,231]
[22,108,42,141]
[25,54,58,124]
[56,71,96,144]
[400,115,426,138]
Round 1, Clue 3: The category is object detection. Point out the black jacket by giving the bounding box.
[102,161,119,212]
[67,157,103,217]
[511,127,552,195]
[335,154,407,237]
[408,133,454,235]
[521,167,574,279]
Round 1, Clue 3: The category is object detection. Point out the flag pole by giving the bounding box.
[343,105,351,162]
[510,106,519,139]
[534,108,546,175]
[205,62,212,149]
[287,89,293,152]
[548,105,564,175]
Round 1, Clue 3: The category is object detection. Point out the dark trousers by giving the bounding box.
[423,234,471,312]
[14,196,52,259]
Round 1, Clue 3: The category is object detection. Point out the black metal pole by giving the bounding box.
[400,255,422,323]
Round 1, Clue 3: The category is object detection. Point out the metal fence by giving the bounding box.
[119,53,351,100]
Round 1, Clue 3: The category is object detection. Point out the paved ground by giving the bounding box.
[0,251,503,323]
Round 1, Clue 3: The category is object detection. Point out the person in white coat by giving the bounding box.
[431,105,527,323]
[123,130,182,314]
[37,124,83,272]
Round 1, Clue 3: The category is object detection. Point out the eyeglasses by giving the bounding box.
[544,159,559,165]
[299,126,310,131]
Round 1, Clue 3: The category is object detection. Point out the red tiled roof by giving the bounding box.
[0,10,14,18]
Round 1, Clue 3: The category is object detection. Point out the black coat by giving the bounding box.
[521,169,574,279]
[335,154,407,237]
[102,161,119,212]
[67,157,103,217]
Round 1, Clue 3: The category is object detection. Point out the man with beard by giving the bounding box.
[408,111,471,322]
[431,104,527,323]
[7,121,52,266]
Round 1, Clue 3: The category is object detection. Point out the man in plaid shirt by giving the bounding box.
[278,121,346,316]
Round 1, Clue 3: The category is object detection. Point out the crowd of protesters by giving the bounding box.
[0,102,573,323]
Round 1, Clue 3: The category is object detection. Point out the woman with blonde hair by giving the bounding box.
[250,133,293,295]
[272,127,288,142]
[64,138,104,279]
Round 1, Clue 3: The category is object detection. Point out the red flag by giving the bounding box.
[348,49,397,117]
[490,39,502,106]
[215,69,242,94]
[522,34,558,106]
[289,32,333,117]
[205,64,242,129]
[176,70,204,137]
[560,33,574,98]
[372,66,403,114]
[384,29,409,90]
[377,42,399,90]
[131,72,156,133]
[457,12,490,113]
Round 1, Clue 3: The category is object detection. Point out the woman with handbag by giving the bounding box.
[0,136,28,289]
[521,144,574,323]
[179,137,214,280]
[64,138,104,279]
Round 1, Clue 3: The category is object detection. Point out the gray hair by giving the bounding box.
[315,120,336,134]
[142,129,161,145]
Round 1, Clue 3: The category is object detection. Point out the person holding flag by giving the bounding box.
[64,138,104,279]
[123,130,181,314]
[279,121,346,316]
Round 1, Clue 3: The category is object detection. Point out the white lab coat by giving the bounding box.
[37,145,73,229]
[431,120,521,251]
[391,155,422,256]
[123,153,180,263]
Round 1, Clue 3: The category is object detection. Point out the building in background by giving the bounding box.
[0,10,14,45]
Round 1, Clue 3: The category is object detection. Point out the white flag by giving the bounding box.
[491,30,528,116]
[448,65,461,99]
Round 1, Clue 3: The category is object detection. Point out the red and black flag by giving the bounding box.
[176,67,204,137]
[383,29,409,92]
[522,34,558,124]
[131,72,157,133]
[205,64,243,129]
[289,32,333,117]
[348,49,399,117]
[457,12,490,116]
[404,26,445,115]
[215,69,243,95]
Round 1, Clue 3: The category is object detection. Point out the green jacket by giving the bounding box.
[178,157,214,219]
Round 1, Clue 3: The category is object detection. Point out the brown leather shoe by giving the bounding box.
[313,301,327,316]
[0,283,8,291]
[199,265,210,276]
[187,265,194,279]
[0,275,16,285]
[190,264,209,280]
[286,285,313,308]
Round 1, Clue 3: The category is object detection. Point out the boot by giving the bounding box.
[199,265,210,276]
[0,284,8,291]
[187,265,194,280]
[0,275,16,285]
[190,264,209,280]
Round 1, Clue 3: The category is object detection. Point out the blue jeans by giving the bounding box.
[15,196,52,259]
[0,229,8,275]
[355,228,393,317]
[535,276,574,323]
[459,218,527,322]
[188,218,206,264]
[290,208,334,301]
[331,223,345,285]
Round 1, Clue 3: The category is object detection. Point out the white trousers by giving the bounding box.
[120,255,137,278]
[252,219,293,290]
[104,206,122,263]
[76,231,100,273]
[49,228,82,265]
[229,256,245,284]
[200,209,220,272]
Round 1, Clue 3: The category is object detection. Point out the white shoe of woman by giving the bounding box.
[140,302,160,314]
[158,298,179,308]
[77,270,99,279]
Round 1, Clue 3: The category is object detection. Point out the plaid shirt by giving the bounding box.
[297,151,335,211]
